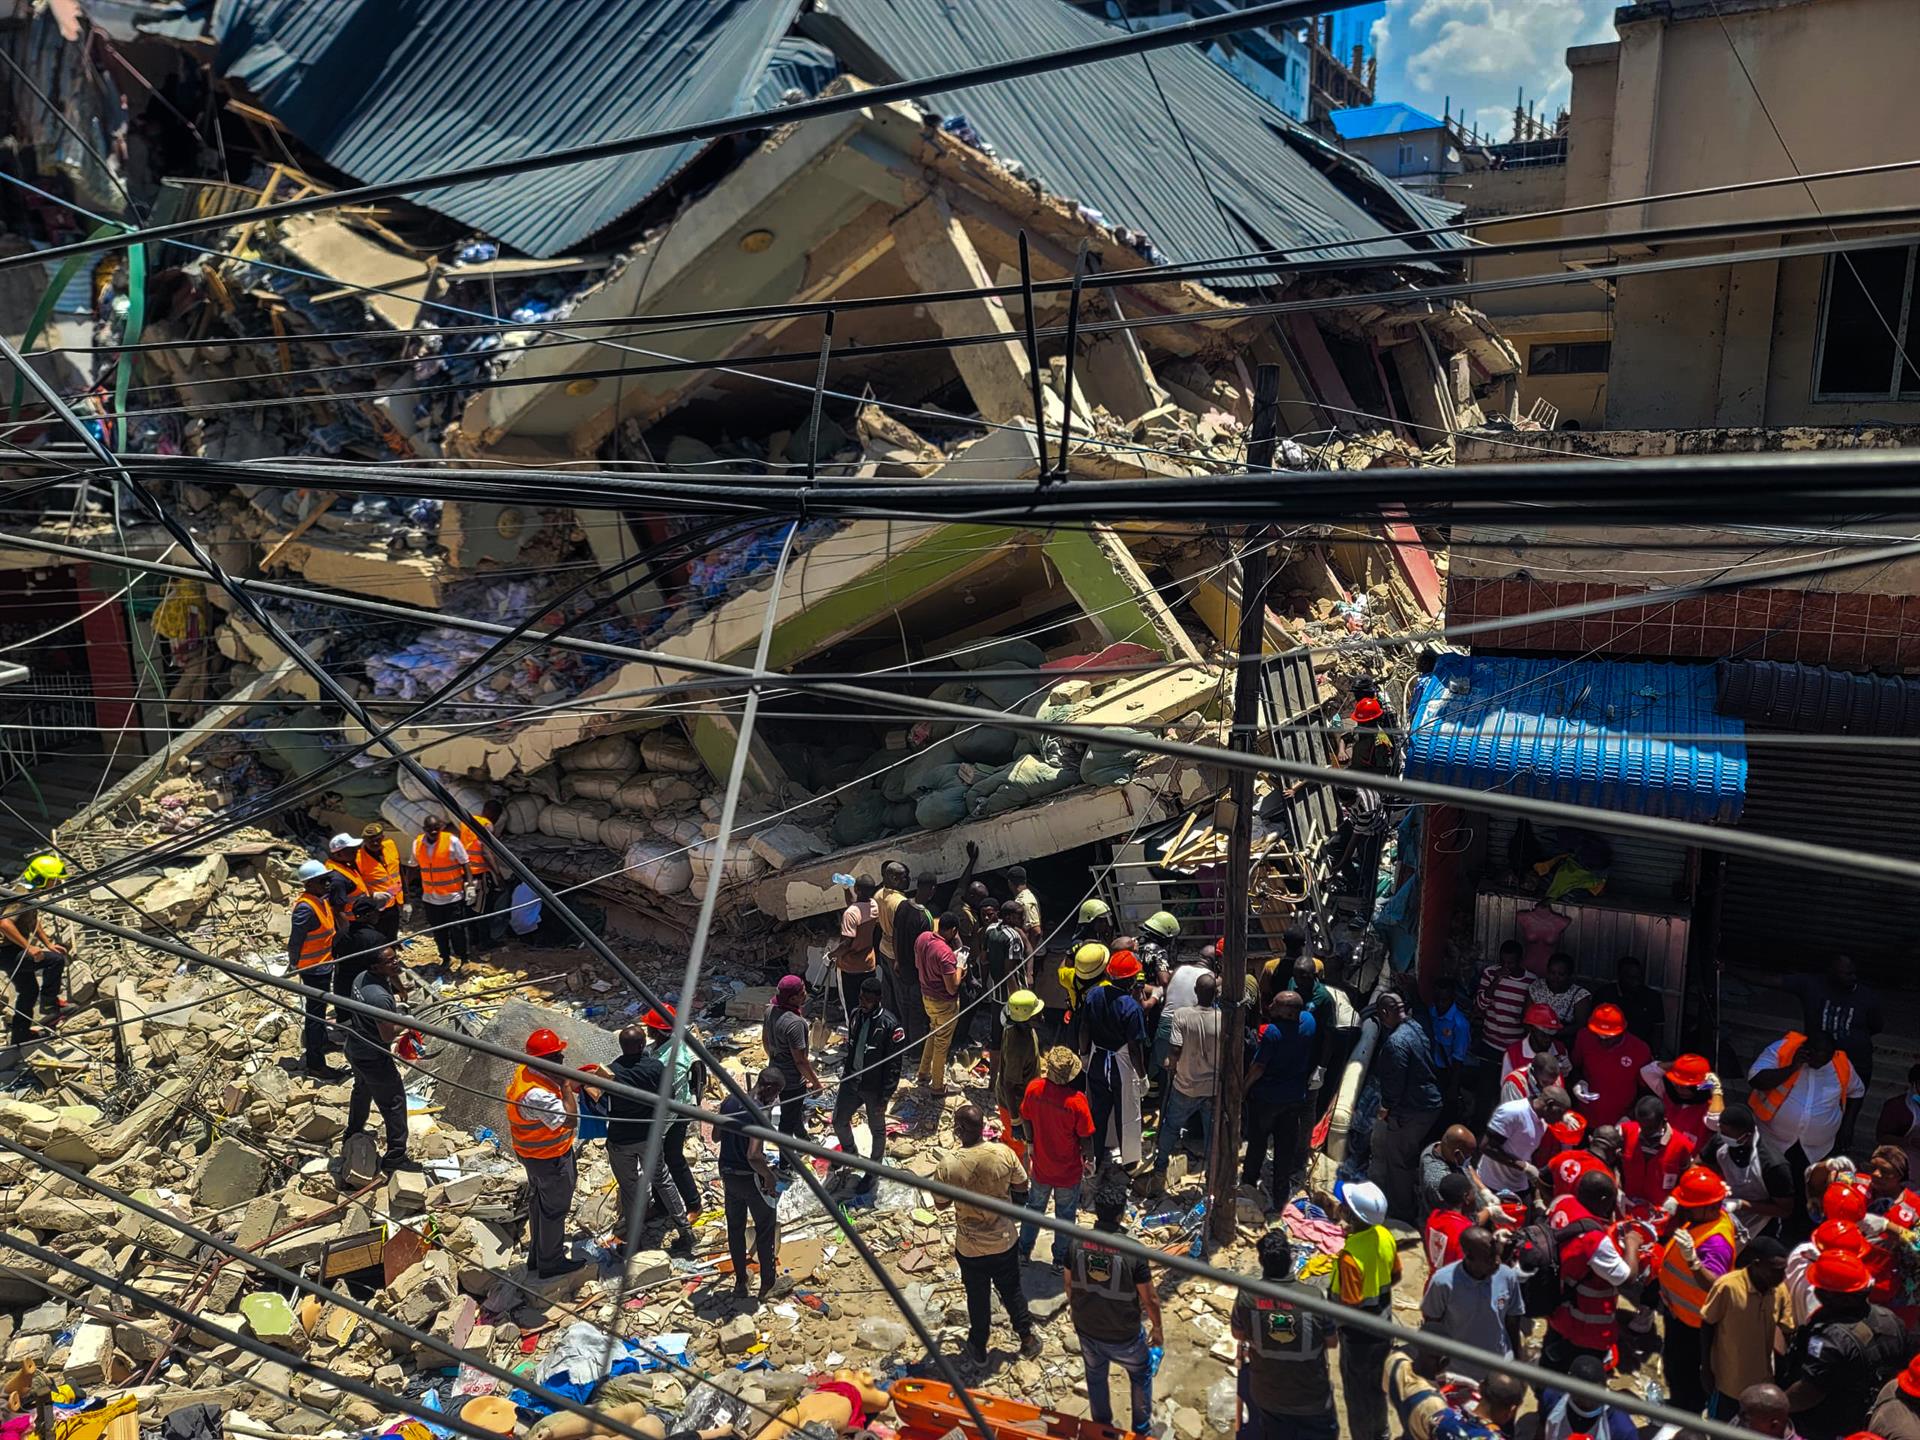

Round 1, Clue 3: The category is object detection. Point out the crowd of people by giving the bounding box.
[1345,939,1920,1440]
[259,801,1920,1440]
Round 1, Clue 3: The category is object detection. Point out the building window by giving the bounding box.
[1814,247,1920,399]
[1528,341,1611,375]
[1396,143,1416,169]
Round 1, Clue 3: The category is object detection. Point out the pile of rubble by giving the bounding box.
[0,824,1351,1440]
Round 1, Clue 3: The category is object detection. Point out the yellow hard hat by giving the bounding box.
[1072,942,1111,980]
[22,854,66,887]
[1004,990,1043,1023]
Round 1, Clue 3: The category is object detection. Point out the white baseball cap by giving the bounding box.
[328,832,361,852]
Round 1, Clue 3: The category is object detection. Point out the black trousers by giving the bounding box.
[888,959,928,1050]
[1337,1329,1391,1440]
[521,1150,577,1277]
[958,1244,1032,1355]
[344,1041,408,1159]
[1243,1100,1308,1210]
[832,1085,890,1181]
[300,964,334,1065]
[721,1169,778,1288]
[3,949,39,1043]
[1663,1320,1708,1413]
[773,1081,808,1167]
[421,899,470,963]
[658,1121,701,1212]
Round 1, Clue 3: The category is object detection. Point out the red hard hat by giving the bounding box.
[642,1005,676,1033]
[1548,1111,1587,1146]
[1807,1249,1873,1295]
[1899,1354,1920,1399]
[1587,1004,1626,1038]
[526,1028,566,1057]
[1664,1053,1711,1087]
[1823,1182,1870,1225]
[1107,950,1142,980]
[1671,1164,1730,1208]
[1352,696,1384,724]
[1523,1003,1560,1029]
[1813,1219,1868,1255]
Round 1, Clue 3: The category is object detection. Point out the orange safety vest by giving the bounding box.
[356,837,404,906]
[504,1064,572,1159]
[413,833,465,898]
[1657,1212,1737,1327]
[1749,1032,1854,1125]
[291,893,335,970]
[459,816,493,879]
[325,858,368,899]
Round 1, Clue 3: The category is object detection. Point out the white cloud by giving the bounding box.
[1372,0,1617,141]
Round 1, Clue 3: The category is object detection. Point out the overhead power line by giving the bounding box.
[6,521,1920,890]
[53,226,1920,431]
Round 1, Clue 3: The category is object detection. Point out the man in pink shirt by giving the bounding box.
[1571,1003,1652,1127]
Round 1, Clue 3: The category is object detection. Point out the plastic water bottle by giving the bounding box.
[1187,1201,1208,1257]
[832,873,857,888]
[1148,1345,1164,1378]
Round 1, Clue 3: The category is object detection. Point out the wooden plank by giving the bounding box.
[258,491,337,571]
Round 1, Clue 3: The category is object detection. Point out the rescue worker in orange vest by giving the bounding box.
[355,821,405,943]
[290,858,350,1080]
[324,834,380,1003]
[1657,1164,1739,1414]
[409,815,471,971]
[507,1027,581,1277]
[458,800,502,953]
[1749,1030,1865,1194]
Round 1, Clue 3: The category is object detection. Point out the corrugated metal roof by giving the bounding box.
[209,0,804,258]
[803,0,1467,271]
[1715,658,1920,737]
[1405,655,1747,825]
[1329,102,1447,140]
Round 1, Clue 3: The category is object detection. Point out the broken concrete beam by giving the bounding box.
[622,1249,672,1289]
[387,1168,428,1217]
[234,1193,284,1251]
[717,1313,758,1354]
[191,1138,266,1208]
[62,1322,115,1387]
[15,1193,120,1235]
[260,1222,345,1270]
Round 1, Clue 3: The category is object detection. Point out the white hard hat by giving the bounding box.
[328,832,360,852]
[296,859,329,882]
[1335,1179,1390,1228]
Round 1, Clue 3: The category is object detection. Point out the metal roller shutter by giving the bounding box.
[1716,731,1920,975]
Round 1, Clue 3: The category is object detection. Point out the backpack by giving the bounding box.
[1512,1214,1603,1317]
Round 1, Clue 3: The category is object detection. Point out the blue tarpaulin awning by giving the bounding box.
[1404,656,1747,825]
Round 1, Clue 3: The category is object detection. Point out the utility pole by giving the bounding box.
[1209,362,1281,1247]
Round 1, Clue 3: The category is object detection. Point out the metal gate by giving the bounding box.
[1716,733,1920,975]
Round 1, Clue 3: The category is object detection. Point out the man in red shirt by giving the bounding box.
[1019,1045,1095,1267]
[1619,1094,1696,1213]
[1550,1123,1623,1202]
[1571,1003,1653,1128]
[1545,1170,1639,1374]
[1422,1171,1478,1283]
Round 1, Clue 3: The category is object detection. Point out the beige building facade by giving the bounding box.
[1467,0,1920,432]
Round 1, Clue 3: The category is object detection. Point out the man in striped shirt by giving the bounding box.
[1472,942,1533,1125]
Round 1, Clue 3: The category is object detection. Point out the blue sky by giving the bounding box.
[1358,0,1619,141]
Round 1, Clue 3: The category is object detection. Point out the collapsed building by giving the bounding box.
[0,0,1521,951]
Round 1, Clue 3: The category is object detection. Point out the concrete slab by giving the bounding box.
[413,1001,619,1138]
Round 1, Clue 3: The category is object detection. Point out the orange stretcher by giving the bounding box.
[891,1379,1143,1440]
